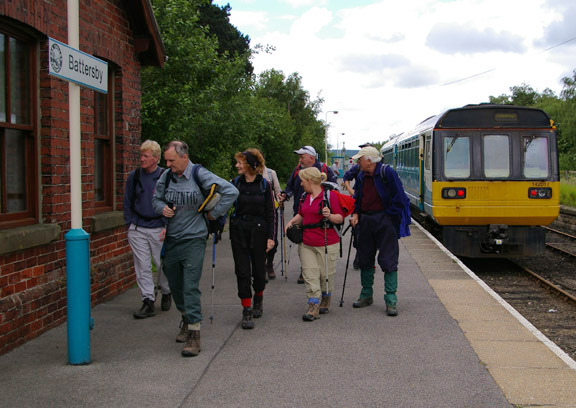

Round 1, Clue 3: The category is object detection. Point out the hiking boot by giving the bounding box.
[266,263,276,280]
[253,298,263,319]
[241,307,254,330]
[352,297,373,308]
[386,304,398,317]
[161,293,172,311]
[297,272,305,284]
[181,330,201,357]
[133,299,155,319]
[302,303,320,321]
[176,317,189,343]
[319,295,331,314]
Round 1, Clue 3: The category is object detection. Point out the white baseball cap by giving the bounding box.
[294,146,317,156]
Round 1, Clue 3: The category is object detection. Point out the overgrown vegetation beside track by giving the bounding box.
[561,171,576,207]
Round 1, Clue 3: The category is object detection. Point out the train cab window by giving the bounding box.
[483,135,509,178]
[523,136,549,178]
[443,136,470,178]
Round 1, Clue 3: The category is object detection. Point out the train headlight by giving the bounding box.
[442,187,466,199]
[528,187,552,199]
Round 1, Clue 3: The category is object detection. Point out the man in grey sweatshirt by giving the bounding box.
[153,141,238,357]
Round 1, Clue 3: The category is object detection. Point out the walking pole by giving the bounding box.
[339,224,354,307]
[209,233,216,324]
[280,204,288,281]
[323,216,329,302]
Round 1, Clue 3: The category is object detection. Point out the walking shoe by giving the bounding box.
[181,330,201,357]
[176,317,189,343]
[253,298,263,319]
[319,295,331,314]
[241,307,254,330]
[266,262,276,280]
[302,303,320,321]
[386,304,398,317]
[297,272,305,284]
[161,293,172,311]
[352,297,373,308]
[133,299,155,319]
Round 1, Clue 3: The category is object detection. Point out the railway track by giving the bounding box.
[462,257,576,361]
[543,225,576,258]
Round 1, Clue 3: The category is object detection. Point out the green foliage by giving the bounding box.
[560,176,576,207]
[141,0,326,182]
[197,2,253,75]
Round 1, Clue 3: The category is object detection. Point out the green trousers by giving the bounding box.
[163,237,207,324]
[360,268,398,306]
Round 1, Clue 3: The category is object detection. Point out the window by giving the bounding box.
[523,136,548,178]
[424,135,431,170]
[0,28,37,226]
[443,136,470,178]
[94,71,114,210]
[483,135,510,178]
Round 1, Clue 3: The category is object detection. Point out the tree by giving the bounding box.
[197,1,253,75]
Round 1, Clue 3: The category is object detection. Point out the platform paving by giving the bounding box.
[1,223,575,407]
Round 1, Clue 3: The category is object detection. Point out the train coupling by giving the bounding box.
[481,224,509,254]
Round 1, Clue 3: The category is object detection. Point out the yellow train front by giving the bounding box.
[383,104,560,258]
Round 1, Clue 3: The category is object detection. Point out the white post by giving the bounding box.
[68,0,82,229]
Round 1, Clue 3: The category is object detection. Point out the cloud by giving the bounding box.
[281,0,328,8]
[339,54,410,73]
[426,23,526,54]
[230,11,270,31]
[395,65,439,88]
[539,0,576,46]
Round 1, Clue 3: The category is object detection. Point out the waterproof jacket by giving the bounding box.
[354,162,411,238]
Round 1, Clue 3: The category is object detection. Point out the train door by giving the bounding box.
[422,132,433,215]
[418,133,425,211]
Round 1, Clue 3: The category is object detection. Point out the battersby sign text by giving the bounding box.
[48,38,108,93]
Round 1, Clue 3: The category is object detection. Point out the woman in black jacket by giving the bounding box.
[229,149,276,329]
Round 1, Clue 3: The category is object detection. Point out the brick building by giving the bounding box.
[0,0,165,355]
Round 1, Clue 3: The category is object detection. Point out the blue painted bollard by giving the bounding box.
[65,228,91,365]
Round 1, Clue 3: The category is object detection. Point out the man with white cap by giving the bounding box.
[349,146,410,316]
[279,145,337,283]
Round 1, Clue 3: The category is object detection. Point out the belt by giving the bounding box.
[360,210,386,215]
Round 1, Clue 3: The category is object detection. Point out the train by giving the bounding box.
[381,104,560,257]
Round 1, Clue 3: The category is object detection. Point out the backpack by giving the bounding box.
[321,182,355,217]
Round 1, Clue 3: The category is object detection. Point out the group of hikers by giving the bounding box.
[123,140,411,357]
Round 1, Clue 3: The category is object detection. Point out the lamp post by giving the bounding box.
[337,132,345,153]
[324,110,338,163]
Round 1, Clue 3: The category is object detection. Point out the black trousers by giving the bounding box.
[356,212,399,273]
[230,219,267,300]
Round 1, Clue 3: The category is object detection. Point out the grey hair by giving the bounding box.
[365,155,382,163]
[165,141,189,157]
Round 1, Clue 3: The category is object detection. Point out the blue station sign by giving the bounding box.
[48,38,108,93]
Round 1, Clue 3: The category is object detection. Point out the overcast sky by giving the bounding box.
[213,0,576,151]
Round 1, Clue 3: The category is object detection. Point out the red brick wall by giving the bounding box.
[0,0,145,355]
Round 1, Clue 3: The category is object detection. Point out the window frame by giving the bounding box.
[93,71,114,212]
[0,25,38,228]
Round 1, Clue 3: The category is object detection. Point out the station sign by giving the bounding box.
[48,38,108,93]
